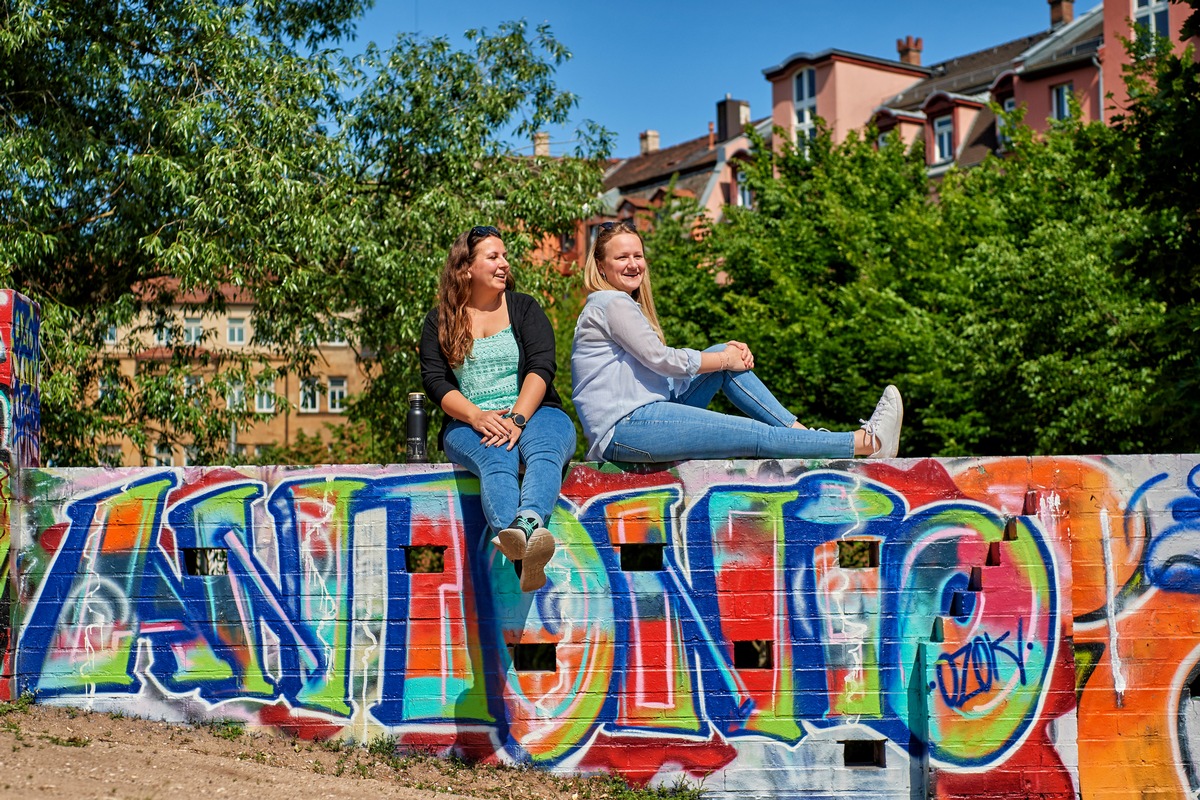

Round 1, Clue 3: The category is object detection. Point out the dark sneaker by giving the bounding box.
[861,385,903,459]
[520,525,556,593]
[492,514,536,562]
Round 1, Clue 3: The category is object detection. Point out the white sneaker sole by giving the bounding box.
[520,528,556,593]
[491,527,527,562]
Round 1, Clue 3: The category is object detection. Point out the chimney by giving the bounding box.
[639,130,660,155]
[896,35,923,66]
[1048,0,1074,28]
[716,94,751,142]
[708,122,715,149]
[533,131,550,156]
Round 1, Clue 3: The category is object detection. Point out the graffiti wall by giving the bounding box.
[0,290,40,688]
[8,455,1200,799]
[0,290,41,471]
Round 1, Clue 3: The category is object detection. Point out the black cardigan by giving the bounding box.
[419,291,563,448]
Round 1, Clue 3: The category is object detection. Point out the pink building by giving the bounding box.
[596,0,1195,231]
[760,0,1196,172]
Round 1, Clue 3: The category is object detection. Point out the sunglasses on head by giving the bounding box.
[598,219,637,233]
[468,225,501,244]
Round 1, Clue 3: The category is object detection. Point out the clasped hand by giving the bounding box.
[723,340,754,371]
[471,408,520,450]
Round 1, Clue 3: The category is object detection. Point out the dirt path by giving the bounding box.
[0,701,662,800]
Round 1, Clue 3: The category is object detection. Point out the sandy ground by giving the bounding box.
[0,701,658,800]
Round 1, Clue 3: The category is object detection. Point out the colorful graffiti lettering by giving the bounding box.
[8,455,1200,798]
[0,291,40,470]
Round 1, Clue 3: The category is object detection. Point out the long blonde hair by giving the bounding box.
[437,226,514,368]
[582,220,665,343]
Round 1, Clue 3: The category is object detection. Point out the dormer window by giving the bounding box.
[933,115,954,163]
[793,67,818,142]
[1134,0,1171,43]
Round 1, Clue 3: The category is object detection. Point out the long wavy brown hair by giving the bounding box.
[583,219,664,343]
[437,226,515,368]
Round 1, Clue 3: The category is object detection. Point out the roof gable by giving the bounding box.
[885,32,1051,110]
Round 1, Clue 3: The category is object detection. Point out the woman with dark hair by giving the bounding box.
[420,226,574,592]
[571,219,903,464]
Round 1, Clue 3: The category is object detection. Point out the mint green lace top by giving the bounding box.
[453,326,520,410]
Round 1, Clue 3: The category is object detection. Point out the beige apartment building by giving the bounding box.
[99,281,370,467]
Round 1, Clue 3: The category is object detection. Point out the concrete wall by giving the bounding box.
[7,455,1200,799]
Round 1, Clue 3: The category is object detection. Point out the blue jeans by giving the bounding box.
[443,406,575,533]
[604,347,855,463]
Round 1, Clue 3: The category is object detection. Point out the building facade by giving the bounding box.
[764,0,1195,171]
[99,281,369,466]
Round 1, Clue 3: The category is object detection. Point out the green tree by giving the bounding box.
[932,111,1160,455]
[648,107,1165,456]
[1106,21,1200,450]
[0,0,607,465]
[647,126,951,453]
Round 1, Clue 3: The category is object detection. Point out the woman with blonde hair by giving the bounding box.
[420,226,574,592]
[571,219,903,463]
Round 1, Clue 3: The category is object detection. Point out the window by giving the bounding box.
[997,96,1017,149]
[323,318,347,346]
[876,130,890,149]
[154,442,175,467]
[154,323,171,346]
[104,325,118,345]
[183,446,199,467]
[226,381,245,411]
[1135,0,1171,43]
[101,444,123,467]
[328,377,347,413]
[255,380,277,413]
[184,375,203,406]
[227,317,246,345]
[793,67,818,143]
[183,317,203,344]
[1051,83,1073,121]
[733,168,753,209]
[97,376,110,400]
[299,378,319,413]
[933,115,955,163]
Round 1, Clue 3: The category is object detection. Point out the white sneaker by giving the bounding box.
[491,514,535,562]
[861,385,903,459]
[520,526,556,593]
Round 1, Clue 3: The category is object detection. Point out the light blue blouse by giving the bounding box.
[570,291,702,461]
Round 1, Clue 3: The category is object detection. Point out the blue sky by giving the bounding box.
[342,1,1086,157]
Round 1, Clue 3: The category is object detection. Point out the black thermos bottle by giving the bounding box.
[406,392,429,463]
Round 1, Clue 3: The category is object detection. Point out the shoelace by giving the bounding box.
[860,416,884,454]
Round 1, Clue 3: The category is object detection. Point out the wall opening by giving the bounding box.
[968,566,983,591]
[405,546,445,574]
[986,541,1002,566]
[842,739,886,767]
[620,543,664,571]
[837,540,879,569]
[511,642,557,672]
[949,591,975,618]
[733,640,773,669]
[1188,670,1200,700]
[183,548,228,576]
